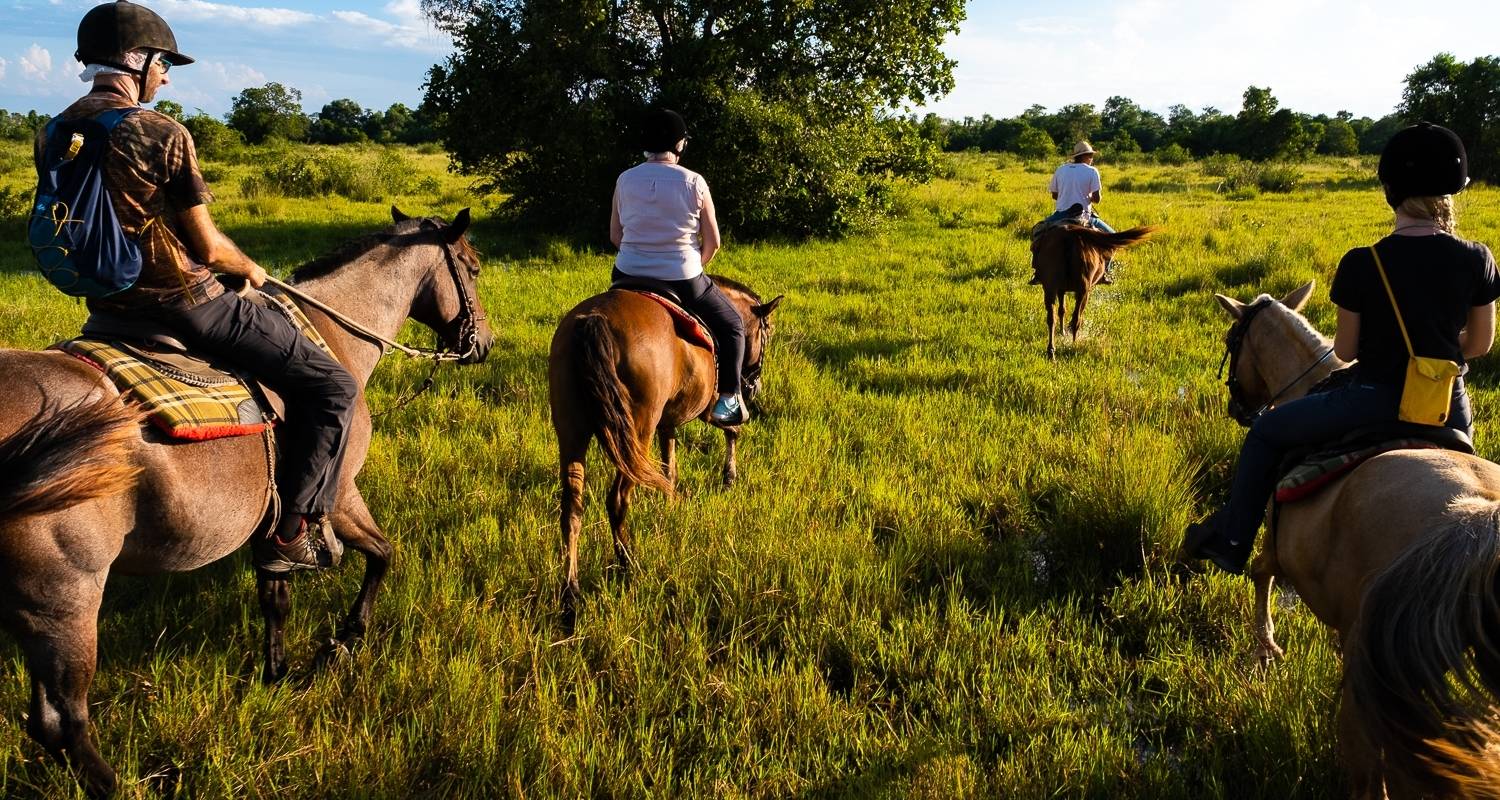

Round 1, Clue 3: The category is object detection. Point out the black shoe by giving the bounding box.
[1027,274,1042,285]
[1180,514,1252,575]
[253,522,322,574]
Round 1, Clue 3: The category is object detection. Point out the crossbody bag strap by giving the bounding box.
[1369,245,1415,358]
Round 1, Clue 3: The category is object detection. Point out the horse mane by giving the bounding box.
[1262,297,1333,350]
[711,274,762,303]
[291,232,390,283]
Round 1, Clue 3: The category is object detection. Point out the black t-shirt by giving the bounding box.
[1329,234,1500,385]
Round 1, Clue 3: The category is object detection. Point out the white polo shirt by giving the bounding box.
[1048,161,1102,214]
[614,161,712,281]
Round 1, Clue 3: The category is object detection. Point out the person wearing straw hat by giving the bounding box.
[1181,122,1499,575]
[1029,141,1118,285]
[43,0,356,573]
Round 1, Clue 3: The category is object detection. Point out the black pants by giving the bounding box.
[614,269,745,395]
[158,292,358,516]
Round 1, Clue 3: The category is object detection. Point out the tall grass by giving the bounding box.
[0,142,1495,797]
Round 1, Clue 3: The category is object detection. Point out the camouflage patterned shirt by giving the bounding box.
[37,85,222,312]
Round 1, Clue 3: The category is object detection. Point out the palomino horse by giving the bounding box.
[1031,224,1154,359]
[0,208,493,796]
[549,277,781,621]
[1214,281,1500,798]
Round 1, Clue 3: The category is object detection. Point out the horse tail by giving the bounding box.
[1073,225,1157,255]
[0,398,142,522]
[573,311,672,495]
[1344,501,1500,797]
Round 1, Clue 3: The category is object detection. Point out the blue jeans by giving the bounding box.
[1042,208,1115,233]
[1221,378,1473,546]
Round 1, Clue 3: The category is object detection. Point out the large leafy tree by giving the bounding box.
[226,83,309,144]
[1401,53,1500,182]
[420,0,965,237]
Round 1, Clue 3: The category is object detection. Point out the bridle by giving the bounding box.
[742,313,772,413]
[268,227,485,364]
[1218,297,1334,427]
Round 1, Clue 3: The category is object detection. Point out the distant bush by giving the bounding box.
[183,114,243,161]
[1200,153,1244,178]
[1256,163,1302,193]
[0,184,29,221]
[1153,143,1192,166]
[242,147,415,202]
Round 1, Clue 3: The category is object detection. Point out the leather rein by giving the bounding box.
[1218,297,1334,427]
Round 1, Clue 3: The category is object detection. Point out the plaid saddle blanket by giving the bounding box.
[58,292,336,442]
[1275,438,1442,503]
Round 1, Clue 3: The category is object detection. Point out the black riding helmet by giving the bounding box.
[639,109,688,154]
[1378,121,1467,208]
[76,0,194,79]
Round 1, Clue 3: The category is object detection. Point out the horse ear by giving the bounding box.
[753,294,783,318]
[1280,280,1315,312]
[1215,294,1245,319]
[444,208,472,243]
[391,205,410,223]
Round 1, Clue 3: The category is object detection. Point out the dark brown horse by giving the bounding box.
[0,208,493,797]
[1032,224,1155,359]
[549,277,781,620]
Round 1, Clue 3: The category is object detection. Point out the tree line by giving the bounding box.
[0,83,442,156]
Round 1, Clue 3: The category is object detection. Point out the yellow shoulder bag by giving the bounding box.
[1370,245,1461,426]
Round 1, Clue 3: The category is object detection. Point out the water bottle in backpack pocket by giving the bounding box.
[29,107,146,298]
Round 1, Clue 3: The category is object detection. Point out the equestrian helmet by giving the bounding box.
[1378,122,1467,205]
[76,1,194,71]
[639,109,688,154]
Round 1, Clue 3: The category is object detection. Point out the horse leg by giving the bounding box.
[606,470,639,575]
[558,438,588,627]
[1338,682,1388,799]
[8,579,116,797]
[256,573,291,683]
[1045,293,1058,360]
[657,427,678,490]
[1251,568,1284,666]
[721,426,740,487]
[318,489,392,664]
[1070,288,1088,343]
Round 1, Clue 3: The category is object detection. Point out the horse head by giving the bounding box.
[711,276,783,409]
[1213,281,1335,424]
[390,206,495,364]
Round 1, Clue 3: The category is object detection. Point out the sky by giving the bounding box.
[0,0,1496,121]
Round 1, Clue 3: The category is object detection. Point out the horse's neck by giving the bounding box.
[294,252,426,386]
[1257,308,1346,402]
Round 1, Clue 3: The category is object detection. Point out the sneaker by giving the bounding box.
[1027,274,1042,286]
[1098,261,1117,285]
[253,520,322,574]
[1180,513,1251,575]
[710,395,749,426]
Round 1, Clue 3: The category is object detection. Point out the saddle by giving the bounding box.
[57,288,335,441]
[1030,203,1088,247]
[609,278,715,352]
[1274,421,1474,503]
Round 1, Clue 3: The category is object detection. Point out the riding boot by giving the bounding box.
[1098,260,1117,285]
[1180,509,1252,575]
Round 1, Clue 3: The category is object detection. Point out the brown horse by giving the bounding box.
[0,208,493,797]
[1032,224,1155,359]
[1213,281,1500,798]
[549,277,781,620]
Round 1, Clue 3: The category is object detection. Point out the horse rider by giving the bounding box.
[1029,141,1117,285]
[1182,122,1500,574]
[609,107,749,426]
[46,0,357,573]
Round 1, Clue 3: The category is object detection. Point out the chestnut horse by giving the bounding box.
[549,277,781,621]
[1032,224,1155,359]
[1213,281,1500,798]
[0,208,493,797]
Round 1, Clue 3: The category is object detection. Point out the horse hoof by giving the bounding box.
[262,662,289,685]
[316,638,353,668]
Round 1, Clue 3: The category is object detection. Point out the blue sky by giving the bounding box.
[1,1,1497,121]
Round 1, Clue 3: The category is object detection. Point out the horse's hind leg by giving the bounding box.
[1045,294,1058,360]
[256,573,291,683]
[319,489,392,663]
[606,471,639,574]
[6,577,116,797]
[1070,290,1088,343]
[558,435,588,626]
[657,427,678,490]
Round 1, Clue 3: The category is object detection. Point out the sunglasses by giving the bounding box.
[155,57,173,74]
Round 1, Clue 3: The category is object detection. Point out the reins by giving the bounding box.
[1219,297,1334,426]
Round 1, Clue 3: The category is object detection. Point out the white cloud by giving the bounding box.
[19,44,52,80]
[328,7,448,53]
[154,0,316,27]
[0,58,7,83]
[194,60,267,92]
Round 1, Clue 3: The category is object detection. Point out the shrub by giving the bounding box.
[1200,153,1243,178]
[1256,163,1302,193]
[0,184,29,221]
[183,114,243,161]
[1153,143,1191,166]
[242,147,416,202]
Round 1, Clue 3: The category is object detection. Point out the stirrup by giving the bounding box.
[710,395,749,426]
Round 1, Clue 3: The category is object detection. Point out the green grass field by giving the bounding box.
[0,141,1496,798]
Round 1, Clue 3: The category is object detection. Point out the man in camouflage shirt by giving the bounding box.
[44,0,356,573]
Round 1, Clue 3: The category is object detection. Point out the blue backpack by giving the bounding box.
[29,107,145,298]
